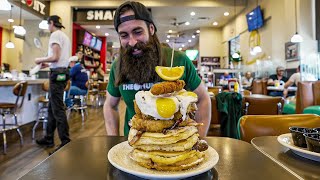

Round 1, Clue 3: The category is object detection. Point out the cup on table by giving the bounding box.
[274,80,280,87]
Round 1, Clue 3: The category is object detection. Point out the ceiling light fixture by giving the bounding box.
[179,47,182,51]
[96,25,101,29]
[7,5,13,23]
[166,39,169,43]
[224,12,229,16]
[213,22,218,26]
[14,1,26,36]
[168,30,172,33]
[39,20,48,30]
[167,35,170,38]
[190,12,195,16]
[192,35,195,38]
[185,22,190,25]
[188,39,192,43]
[0,0,11,11]
[196,30,200,33]
[291,0,303,43]
[6,6,14,49]
[105,32,109,36]
[182,44,185,47]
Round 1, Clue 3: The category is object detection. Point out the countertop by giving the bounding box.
[0,79,47,86]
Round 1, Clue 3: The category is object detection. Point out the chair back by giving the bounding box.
[296,81,314,113]
[42,80,50,92]
[238,114,320,143]
[13,81,28,109]
[312,81,320,105]
[210,95,220,125]
[98,82,108,91]
[244,96,284,115]
[251,79,267,95]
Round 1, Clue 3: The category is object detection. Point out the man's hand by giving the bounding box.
[40,63,49,69]
[35,58,44,65]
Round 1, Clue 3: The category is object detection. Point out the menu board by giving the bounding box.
[83,31,92,46]
[94,39,102,51]
[90,36,97,48]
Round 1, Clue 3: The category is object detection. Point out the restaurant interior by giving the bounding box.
[0,0,319,179]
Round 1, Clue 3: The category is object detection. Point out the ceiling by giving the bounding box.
[0,0,248,49]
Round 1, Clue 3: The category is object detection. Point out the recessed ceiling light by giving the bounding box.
[166,39,169,43]
[167,35,170,38]
[179,47,182,51]
[213,22,218,26]
[8,19,14,23]
[192,35,196,38]
[182,44,185,47]
[224,12,229,16]
[185,22,190,25]
[190,12,196,16]
[168,30,172,33]
[196,30,200,33]
[112,45,115,48]
[188,39,192,42]
[96,25,100,29]
[105,33,109,36]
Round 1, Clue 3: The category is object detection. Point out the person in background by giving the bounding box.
[267,66,288,96]
[241,71,253,89]
[65,56,88,107]
[76,50,84,63]
[219,71,232,81]
[34,15,71,154]
[283,65,300,98]
[103,1,210,137]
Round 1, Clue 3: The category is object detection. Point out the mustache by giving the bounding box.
[123,41,154,58]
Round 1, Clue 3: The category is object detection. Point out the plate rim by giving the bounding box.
[277,133,320,158]
[107,141,219,179]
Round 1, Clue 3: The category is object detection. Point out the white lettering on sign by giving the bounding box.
[86,10,116,21]
[21,0,46,15]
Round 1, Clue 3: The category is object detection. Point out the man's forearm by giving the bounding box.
[103,104,120,135]
[195,95,211,137]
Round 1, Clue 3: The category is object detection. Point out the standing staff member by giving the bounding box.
[35,15,71,153]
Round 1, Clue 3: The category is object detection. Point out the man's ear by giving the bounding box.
[149,24,155,35]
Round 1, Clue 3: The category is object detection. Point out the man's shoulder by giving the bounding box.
[269,74,277,79]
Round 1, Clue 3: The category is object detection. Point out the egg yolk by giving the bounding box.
[178,91,198,98]
[156,98,176,118]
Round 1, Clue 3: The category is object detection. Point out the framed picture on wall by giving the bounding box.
[285,42,300,61]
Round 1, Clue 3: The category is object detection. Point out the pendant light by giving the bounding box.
[291,0,303,43]
[14,1,26,36]
[39,19,48,30]
[232,0,239,59]
[5,5,14,49]
[0,0,11,11]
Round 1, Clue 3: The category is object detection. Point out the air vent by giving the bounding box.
[197,17,210,21]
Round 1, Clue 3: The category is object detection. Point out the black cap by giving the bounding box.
[114,1,157,32]
[47,15,65,29]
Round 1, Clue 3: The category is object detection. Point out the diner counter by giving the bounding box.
[0,79,47,86]
[0,79,48,125]
[19,136,298,180]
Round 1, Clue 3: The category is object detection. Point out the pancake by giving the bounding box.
[128,126,198,146]
[129,148,204,171]
[133,133,199,152]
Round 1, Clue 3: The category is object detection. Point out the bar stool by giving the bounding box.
[33,80,70,139]
[67,81,89,122]
[32,80,49,139]
[0,81,28,154]
[97,82,108,106]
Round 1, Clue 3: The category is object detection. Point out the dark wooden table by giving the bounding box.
[252,136,320,180]
[19,136,297,180]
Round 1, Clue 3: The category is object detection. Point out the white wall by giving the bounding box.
[199,27,223,57]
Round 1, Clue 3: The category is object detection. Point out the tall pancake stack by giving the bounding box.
[128,80,208,171]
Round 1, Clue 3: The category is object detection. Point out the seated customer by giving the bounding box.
[267,66,288,96]
[283,65,300,98]
[65,56,88,107]
[219,71,232,89]
[241,71,253,89]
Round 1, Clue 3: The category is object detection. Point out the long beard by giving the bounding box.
[117,38,160,85]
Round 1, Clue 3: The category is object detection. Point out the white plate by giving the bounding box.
[108,141,219,180]
[277,133,320,162]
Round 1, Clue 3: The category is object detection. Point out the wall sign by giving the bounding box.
[9,0,50,18]
[73,9,117,24]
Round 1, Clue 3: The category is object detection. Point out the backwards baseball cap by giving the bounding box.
[276,66,285,71]
[47,15,65,29]
[68,56,79,63]
[114,1,157,32]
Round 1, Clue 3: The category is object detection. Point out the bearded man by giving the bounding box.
[103,1,211,137]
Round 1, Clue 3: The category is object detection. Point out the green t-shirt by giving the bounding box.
[107,46,201,136]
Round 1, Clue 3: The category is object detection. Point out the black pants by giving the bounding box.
[45,68,70,145]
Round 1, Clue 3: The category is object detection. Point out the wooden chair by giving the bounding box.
[0,81,28,154]
[251,79,268,95]
[98,82,108,106]
[238,114,320,143]
[296,81,320,114]
[207,86,222,96]
[244,96,284,115]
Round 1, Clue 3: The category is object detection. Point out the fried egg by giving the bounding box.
[176,90,198,120]
[135,91,179,120]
